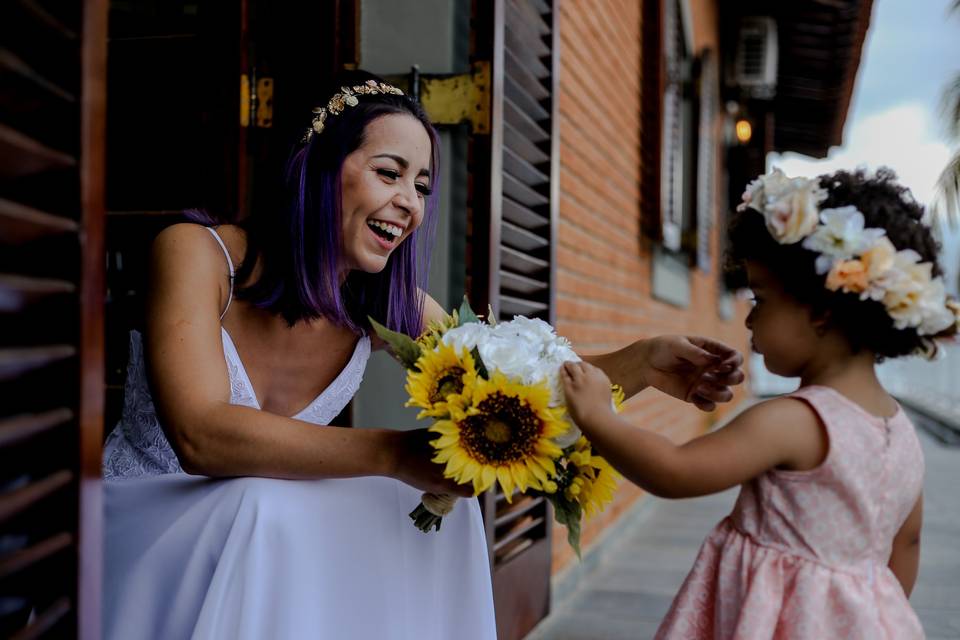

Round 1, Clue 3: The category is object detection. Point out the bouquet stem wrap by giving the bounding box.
[410,492,458,532]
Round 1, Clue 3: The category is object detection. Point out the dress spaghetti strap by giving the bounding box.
[204,226,235,320]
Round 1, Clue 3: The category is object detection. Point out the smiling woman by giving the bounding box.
[100,71,497,640]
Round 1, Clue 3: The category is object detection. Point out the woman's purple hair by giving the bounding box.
[231,70,440,336]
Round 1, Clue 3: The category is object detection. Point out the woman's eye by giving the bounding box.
[377,169,400,180]
[416,183,432,197]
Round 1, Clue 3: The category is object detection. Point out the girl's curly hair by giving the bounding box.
[725,167,954,360]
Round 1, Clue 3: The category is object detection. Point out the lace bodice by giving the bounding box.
[102,328,370,479]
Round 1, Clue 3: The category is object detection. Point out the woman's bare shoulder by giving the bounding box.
[149,223,233,306]
[152,222,246,273]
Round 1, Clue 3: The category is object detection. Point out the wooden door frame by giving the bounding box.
[79,1,108,637]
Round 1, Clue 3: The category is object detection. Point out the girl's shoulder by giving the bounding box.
[790,384,901,426]
[738,393,822,429]
[737,393,829,473]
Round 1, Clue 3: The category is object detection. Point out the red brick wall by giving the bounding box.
[552,0,751,572]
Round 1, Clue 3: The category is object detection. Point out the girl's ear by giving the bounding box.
[810,307,832,337]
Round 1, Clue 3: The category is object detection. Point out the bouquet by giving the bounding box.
[370,297,621,555]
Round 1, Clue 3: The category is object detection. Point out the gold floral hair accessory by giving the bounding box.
[302,79,405,143]
[739,168,958,352]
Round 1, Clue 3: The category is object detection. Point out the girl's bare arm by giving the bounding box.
[561,361,827,498]
[888,493,923,597]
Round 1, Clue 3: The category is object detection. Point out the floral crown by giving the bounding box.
[738,168,960,349]
[302,79,405,143]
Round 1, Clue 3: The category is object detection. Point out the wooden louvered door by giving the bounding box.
[0,0,107,638]
[470,1,559,638]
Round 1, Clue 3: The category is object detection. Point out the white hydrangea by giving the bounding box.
[440,322,492,353]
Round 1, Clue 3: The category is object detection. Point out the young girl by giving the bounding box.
[562,168,959,639]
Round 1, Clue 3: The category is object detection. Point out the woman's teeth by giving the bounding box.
[368,220,403,239]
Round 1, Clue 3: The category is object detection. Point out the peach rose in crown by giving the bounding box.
[764,182,822,244]
[826,259,869,294]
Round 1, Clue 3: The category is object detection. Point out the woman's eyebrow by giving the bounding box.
[372,153,431,179]
[372,153,408,168]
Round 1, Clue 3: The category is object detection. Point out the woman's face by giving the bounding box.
[339,113,433,274]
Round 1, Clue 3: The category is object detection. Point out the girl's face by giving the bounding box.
[745,261,822,378]
[339,113,433,275]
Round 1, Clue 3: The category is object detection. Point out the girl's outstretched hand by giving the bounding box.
[562,361,616,430]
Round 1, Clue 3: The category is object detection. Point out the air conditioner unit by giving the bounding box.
[733,17,778,99]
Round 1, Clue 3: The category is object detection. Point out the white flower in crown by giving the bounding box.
[881,250,934,330]
[917,278,956,335]
[801,206,887,275]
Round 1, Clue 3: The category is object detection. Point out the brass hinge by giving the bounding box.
[256,77,274,128]
[240,72,274,128]
[240,74,250,127]
[386,62,491,134]
[420,61,490,134]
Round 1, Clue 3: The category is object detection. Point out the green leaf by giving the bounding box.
[457,295,481,325]
[471,346,489,379]
[368,316,422,370]
[549,495,584,559]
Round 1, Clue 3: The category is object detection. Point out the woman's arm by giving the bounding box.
[144,224,469,495]
[888,493,923,597]
[582,336,744,411]
[561,361,826,498]
[412,295,746,411]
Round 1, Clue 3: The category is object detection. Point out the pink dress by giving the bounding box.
[656,385,925,639]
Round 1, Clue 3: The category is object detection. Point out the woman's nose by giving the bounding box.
[393,184,421,216]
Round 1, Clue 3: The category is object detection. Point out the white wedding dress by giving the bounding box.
[101,227,496,640]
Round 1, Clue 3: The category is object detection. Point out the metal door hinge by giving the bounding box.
[386,62,491,134]
[420,61,490,134]
[240,72,274,128]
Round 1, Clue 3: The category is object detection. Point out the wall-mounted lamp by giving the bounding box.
[735,118,752,144]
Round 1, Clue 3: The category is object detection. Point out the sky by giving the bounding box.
[768,0,960,296]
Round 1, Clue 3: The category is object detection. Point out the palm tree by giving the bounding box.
[933,0,960,225]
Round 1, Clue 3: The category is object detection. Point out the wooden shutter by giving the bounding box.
[695,50,718,272]
[640,0,664,241]
[0,0,107,637]
[660,0,685,252]
[469,1,559,638]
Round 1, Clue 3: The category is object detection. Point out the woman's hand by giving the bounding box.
[581,335,743,410]
[561,361,616,431]
[637,335,744,411]
[387,429,474,497]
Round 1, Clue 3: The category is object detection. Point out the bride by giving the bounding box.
[101,70,744,640]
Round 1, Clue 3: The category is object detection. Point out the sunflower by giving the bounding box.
[612,384,625,412]
[405,342,478,418]
[415,310,460,351]
[429,372,567,499]
[558,437,620,519]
